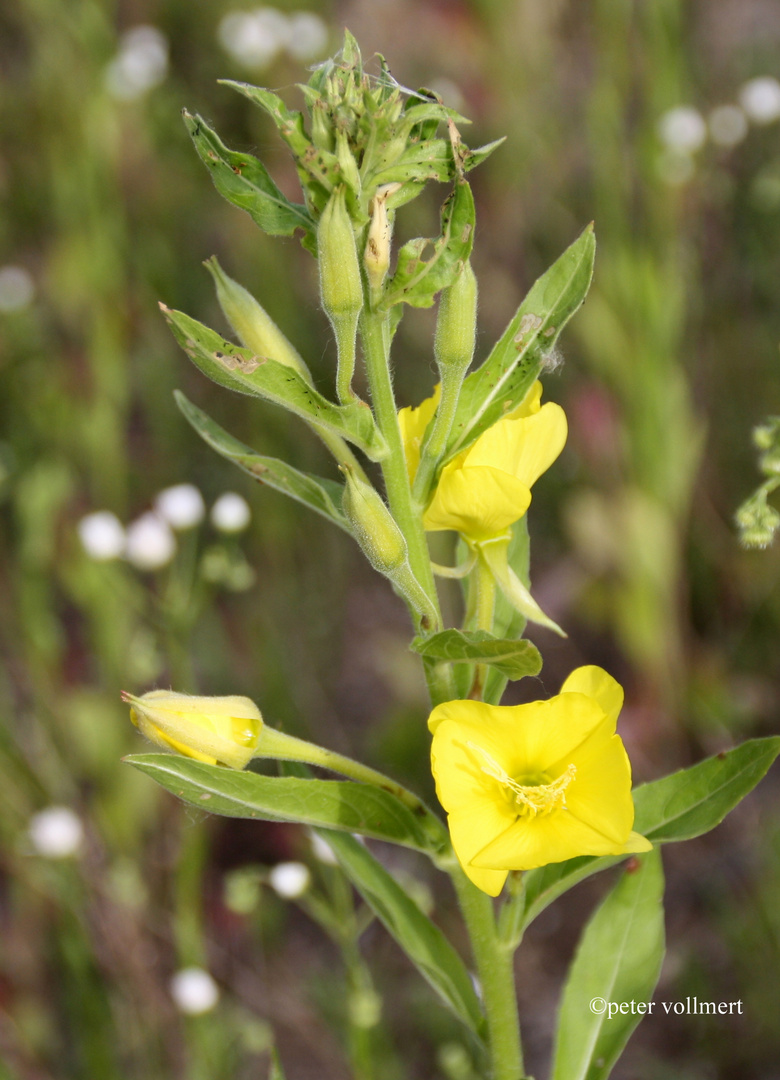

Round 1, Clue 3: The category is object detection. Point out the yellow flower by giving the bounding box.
[123,689,263,770]
[399,381,567,542]
[428,666,651,896]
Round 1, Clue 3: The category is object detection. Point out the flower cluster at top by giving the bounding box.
[429,666,651,895]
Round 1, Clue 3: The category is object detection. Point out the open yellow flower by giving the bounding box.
[399,381,567,542]
[123,689,263,770]
[428,666,651,896]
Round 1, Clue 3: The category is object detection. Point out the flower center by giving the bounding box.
[467,742,577,817]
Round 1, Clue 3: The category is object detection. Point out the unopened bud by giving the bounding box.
[364,185,399,294]
[434,260,477,374]
[335,130,361,194]
[123,689,262,769]
[318,188,363,321]
[310,99,334,151]
[341,466,407,574]
[205,258,310,380]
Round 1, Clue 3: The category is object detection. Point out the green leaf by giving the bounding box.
[551,850,665,1080]
[315,830,485,1037]
[384,179,475,308]
[268,1048,286,1080]
[174,391,350,532]
[124,754,436,853]
[410,628,541,682]
[633,735,780,842]
[183,111,314,244]
[220,81,342,212]
[161,305,388,461]
[445,224,596,461]
[519,736,780,929]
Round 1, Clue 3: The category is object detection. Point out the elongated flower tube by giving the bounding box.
[428,666,651,896]
[123,690,263,769]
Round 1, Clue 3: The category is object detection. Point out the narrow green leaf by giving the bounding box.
[316,830,486,1037]
[174,391,350,532]
[218,82,312,157]
[124,754,435,853]
[551,850,665,1080]
[183,111,314,243]
[410,628,541,682]
[220,81,342,206]
[519,736,780,929]
[633,735,780,842]
[268,1047,286,1080]
[445,225,596,461]
[384,179,475,308]
[161,305,388,461]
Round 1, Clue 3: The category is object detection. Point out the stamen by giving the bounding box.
[467,742,577,817]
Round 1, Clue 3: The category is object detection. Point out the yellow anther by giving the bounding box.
[467,742,576,818]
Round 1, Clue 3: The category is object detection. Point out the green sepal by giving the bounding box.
[444,224,596,462]
[551,850,665,1080]
[516,735,780,930]
[174,391,350,532]
[383,179,475,308]
[124,754,436,853]
[410,628,541,682]
[161,305,388,461]
[182,110,314,245]
[315,829,486,1038]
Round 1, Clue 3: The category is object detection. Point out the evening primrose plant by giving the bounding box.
[123,34,779,1080]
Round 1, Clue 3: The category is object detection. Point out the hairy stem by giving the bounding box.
[451,866,525,1080]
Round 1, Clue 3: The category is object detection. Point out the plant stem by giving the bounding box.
[359,310,447,626]
[470,552,496,699]
[451,866,525,1080]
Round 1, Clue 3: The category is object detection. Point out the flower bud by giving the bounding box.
[123,689,262,769]
[317,188,363,322]
[205,257,310,380]
[341,466,407,574]
[310,99,334,151]
[335,129,361,194]
[364,185,398,294]
[434,260,477,374]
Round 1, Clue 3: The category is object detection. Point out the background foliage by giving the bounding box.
[1,1,779,1077]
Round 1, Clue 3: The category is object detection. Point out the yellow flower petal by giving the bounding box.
[497,695,609,777]
[561,665,624,727]
[505,379,543,419]
[398,384,441,482]
[562,727,635,844]
[471,809,633,870]
[623,831,653,853]
[424,465,531,538]
[449,807,510,895]
[464,403,567,491]
[428,670,648,893]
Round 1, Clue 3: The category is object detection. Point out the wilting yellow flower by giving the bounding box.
[123,690,262,770]
[428,666,651,896]
[399,381,567,542]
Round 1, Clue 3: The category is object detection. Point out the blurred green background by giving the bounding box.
[2,1,780,1077]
